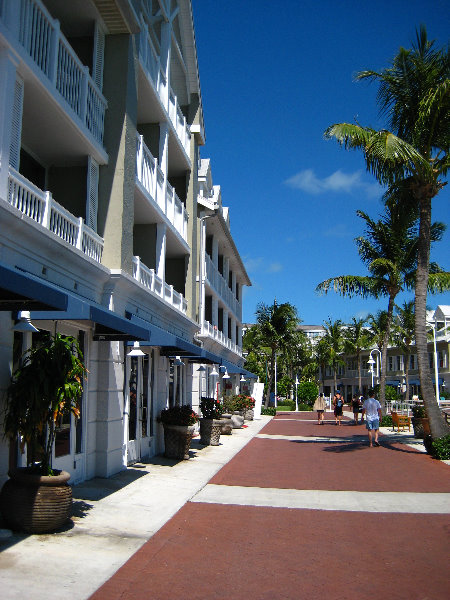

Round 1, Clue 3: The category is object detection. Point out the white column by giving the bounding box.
[0,49,20,196]
[159,122,169,177]
[223,308,229,340]
[160,21,171,111]
[232,271,237,296]
[223,257,230,287]
[231,317,237,344]
[156,223,167,282]
[237,325,243,348]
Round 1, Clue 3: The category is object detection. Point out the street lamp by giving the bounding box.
[294,376,299,412]
[367,349,382,388]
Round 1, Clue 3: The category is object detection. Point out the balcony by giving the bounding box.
[138,25,191,158]
[132,256,187,315]
[136,134,188,243]
[200,320,242,357]
[205,254,241,317]
[0,0,107,147]
[6,167,103,263]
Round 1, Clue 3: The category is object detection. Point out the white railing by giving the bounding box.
[204,253,241,317]
[136,134,188,242]
[201,320,243,357]
[7,167,103,263]
[1,0,106,144]
[132,256,187,315]
[138,24,190,157]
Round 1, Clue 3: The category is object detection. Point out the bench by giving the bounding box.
[391,411,411,432]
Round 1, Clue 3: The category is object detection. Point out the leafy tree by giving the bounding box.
[392,300,416,400]
[252,301,301,407]
[321,319,345,395]
[297,380,319,406]
[324,26,450,437]
[344,317,371,394]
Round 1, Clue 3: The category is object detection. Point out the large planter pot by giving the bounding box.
[163,424,195,459]
[412,417,431,439]
[0,468,72,533]
[220,415,233,435]
[231,414,244,429]
[199,419,223,446]
[244,408,254,421]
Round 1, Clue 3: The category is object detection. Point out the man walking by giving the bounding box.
[361,389,382,447]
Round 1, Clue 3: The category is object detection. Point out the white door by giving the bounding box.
[126,354,152,464]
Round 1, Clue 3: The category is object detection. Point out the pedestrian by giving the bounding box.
[352,394,361,425]
[361,389,382,447]
[333,390,344,426]
[313,392,326,425]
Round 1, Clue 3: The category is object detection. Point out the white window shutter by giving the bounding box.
[92,22,105,90]
[10,76,24,171]
[86,156,99,231]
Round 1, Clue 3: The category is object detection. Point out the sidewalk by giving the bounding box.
[0,416,270,600]
[89,411,450,600]
[1,412,449,599]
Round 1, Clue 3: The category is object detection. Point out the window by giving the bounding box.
[388,356,394,372]
[410,354,416,370]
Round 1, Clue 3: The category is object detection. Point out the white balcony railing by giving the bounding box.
[136,134,188,242]
[0,0,106,145]
[7,167,103,263]
[204,253,241,318]
[201,320,243,357]
[138,24,191,156]
[132,256,187,315]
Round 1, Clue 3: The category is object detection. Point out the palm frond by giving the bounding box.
[427,271,450,293]
[316,275,381,299]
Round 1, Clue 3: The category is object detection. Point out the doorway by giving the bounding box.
[125,352,153,464]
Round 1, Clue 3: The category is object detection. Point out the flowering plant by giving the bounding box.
[233,394,254,411]
[200,397,223,419]
[159,405,199,426]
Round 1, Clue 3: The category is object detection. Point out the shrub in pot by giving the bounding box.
[199,397,223,446]
[0,333,86,533]
[159,405,199,459]
[411,405,430,439]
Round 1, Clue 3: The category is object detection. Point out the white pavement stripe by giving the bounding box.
[192,484,450,514]
[256,433,365,442]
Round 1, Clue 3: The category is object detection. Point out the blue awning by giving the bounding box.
[31,294,150,341]
[127,314,204,355]
[0,263,68,311]
[408,379,420,385]
[386,380,400,387]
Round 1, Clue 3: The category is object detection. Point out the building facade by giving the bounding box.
[0,0,252,486]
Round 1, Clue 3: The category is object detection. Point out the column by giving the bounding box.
[212,236,219,270]
[156,223,166,282]
[223,257,230,288]
[231,317,237,344]
[212,297,219,330]
[223,308,229,340]
[160,21,171,110]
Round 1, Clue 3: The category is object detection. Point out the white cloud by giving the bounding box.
[284,168,380,198]
[267,262,283,273]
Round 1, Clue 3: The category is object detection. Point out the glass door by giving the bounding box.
[126,353,152,464]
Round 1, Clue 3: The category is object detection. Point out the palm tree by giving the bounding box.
[344,317,371,394]
[393,300,416,402]
[367,310,390,353]
[322,319,345,396]
[253,301,301,407]
[317,201,427,412]
[324,27,450,437]
[315,337,330,394]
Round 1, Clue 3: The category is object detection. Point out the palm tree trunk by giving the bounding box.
[379,294,395,415]
[404,352,410,402]
[415,194,449,438]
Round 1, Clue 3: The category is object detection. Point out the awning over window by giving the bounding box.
[31,294,150,341]
[0,263,68,311]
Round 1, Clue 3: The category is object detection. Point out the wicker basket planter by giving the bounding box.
[0,468,72,533]
[244,409,254,421]
[412,417,431,439]
[163,424,195,459]
[199,419,223,446]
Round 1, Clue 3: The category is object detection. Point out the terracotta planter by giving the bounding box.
[199,419,223,446]
[0,468,72,533]
[412,417,431,439]
[163,424,195,459]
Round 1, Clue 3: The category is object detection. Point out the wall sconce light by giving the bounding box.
[12,311,39,332]
[127,341,145,356]
[197,364,206,372]
[210,365,219,377]
[222,368,230,379]
[240,374,246,382]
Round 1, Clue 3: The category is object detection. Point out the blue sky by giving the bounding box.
[192,0,450,325]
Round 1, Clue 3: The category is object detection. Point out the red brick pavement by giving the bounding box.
[89,414,450,600]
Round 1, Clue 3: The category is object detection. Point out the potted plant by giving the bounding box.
[199,397,223,446]
[0,333,86,533]
[411,405,431,439]
[159,405,199,459]
[243,396,256,421]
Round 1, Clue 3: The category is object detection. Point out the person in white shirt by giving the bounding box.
[361,389,382,447]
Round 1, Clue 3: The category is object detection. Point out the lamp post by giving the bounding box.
[367,349,382,388]
[427,320,440,405]
[294,375,299,412]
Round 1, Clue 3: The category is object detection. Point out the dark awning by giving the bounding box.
[127,314,203,355]
[0,263,68,311]
[386,380,400,387]
[31,295,150,342]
